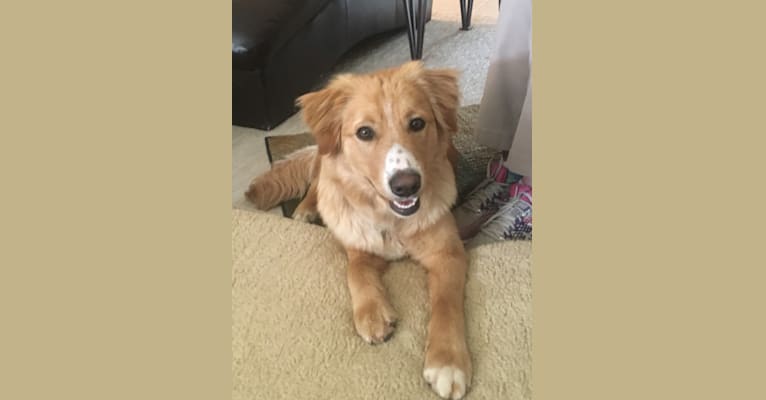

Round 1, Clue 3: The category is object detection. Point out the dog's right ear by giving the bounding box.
[419,68,460,137]
[296,79,350,156]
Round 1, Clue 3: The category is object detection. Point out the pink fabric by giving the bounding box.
[508,182,532,204]
[489,159,509,183]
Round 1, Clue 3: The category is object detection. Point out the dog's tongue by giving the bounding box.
[397,199,414,206]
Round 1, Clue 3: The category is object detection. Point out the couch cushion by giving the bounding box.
[233,0,335,71]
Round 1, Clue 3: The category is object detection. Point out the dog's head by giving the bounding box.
[297,62,459,218]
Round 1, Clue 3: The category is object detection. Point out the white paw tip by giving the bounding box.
[423,366,466,399]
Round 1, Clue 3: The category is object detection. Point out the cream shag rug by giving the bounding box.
[232,209,531,399]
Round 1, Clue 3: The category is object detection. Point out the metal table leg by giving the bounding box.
[403,0,427,60]
[459,0,474,30]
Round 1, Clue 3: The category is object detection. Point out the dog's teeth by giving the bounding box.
[394,197,418,209]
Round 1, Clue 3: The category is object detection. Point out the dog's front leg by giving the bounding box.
[407,217,472,399]
[345,247,398,344]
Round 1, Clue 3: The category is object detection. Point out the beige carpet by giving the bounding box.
[232,209,531,400]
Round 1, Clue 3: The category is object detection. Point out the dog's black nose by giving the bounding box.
[389,170,421,197]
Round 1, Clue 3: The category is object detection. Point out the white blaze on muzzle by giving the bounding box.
[383,143,422,199]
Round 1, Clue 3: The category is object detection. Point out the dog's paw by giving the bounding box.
[244,180,276,210]
[353,299,398,345]
[423,365,470,399]
[292,209,320,224]
[423,343,472,399]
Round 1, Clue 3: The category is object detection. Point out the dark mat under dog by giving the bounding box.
[264,104,497,218]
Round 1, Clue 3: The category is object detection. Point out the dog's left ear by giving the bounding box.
[419,68,460,136]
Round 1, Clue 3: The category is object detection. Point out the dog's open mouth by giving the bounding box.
[389,197,420,216]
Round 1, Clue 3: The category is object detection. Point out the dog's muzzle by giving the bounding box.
[388,169,421,216]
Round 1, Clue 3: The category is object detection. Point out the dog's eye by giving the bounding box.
[409,117,426,132]
[356,126,375,141]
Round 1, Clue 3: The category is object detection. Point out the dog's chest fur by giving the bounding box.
[319,195,409,261]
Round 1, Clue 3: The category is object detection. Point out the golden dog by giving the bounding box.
[246,61,471,399]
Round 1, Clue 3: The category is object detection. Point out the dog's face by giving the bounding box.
[298,62,459,218]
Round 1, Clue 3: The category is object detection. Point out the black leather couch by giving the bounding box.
[233,0,432,130]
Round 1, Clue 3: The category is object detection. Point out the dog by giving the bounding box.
[246,61,471,399]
